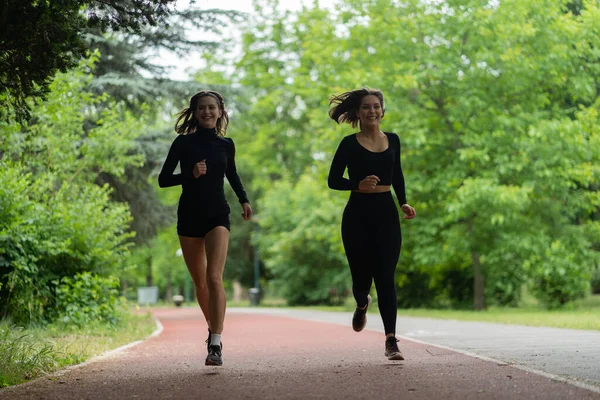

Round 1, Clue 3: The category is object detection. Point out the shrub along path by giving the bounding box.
[0,307,599,400]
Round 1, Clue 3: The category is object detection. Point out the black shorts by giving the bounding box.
[177,213,230,238]
[177,192,231,238]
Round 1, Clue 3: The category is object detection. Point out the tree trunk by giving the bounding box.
[468,220,485,311]
[472,251,485,310]
[146,253,153,287]
[166,272,172,302]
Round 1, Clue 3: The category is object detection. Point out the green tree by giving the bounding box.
[1,57,144,183]
[212,0,600,308]
[86,7,243,105]
[355,0,600,309]
[1,0,177,121]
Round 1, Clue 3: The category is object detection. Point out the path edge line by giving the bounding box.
[232,308,600,396]
[395,333,600,395]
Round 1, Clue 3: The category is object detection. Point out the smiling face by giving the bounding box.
[357,94,383,128]
[194,95,223,129]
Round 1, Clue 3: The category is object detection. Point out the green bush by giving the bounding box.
[256,177,350,306]
[395,270,437,308]
[0,163,48,323]
[0,162,133,324]
[52,272,125,327]
[530,241,591,309]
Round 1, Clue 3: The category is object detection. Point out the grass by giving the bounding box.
[396,306,600,331]
[0,310,156,388]
[400,294,600,330]
[297,294,600,331]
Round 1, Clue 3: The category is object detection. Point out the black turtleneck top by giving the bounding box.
[328,132,407,205]
[158,127,249,206]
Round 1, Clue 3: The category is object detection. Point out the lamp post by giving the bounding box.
[175,248,191,303]
[249,216,261,306]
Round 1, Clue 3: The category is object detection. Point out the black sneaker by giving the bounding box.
[205,343,223,366]
[205,329,211,352]
[352,295,372,332]
[385,336,404,360]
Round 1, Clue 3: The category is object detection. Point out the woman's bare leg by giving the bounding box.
[178,236,210,329]
[204,226,230,334]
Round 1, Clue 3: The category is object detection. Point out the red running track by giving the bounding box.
[1,307,598,400]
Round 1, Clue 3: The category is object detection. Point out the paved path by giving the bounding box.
[1,307,599,400]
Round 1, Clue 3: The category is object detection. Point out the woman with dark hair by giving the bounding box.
[328,88,416,360]
[158,90,252,366]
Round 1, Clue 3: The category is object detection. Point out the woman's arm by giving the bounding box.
[390,133,407,205]
[225,138,250,205]
[328,137,359,190]
[158,136,184,188]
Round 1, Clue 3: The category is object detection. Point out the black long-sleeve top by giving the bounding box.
[158,127,249,205]
[328,132,407,205]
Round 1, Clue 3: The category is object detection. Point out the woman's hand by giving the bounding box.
[241,202,253,220]
[193,160,207,178]
[358,175,380,191]
[400,204,416,219]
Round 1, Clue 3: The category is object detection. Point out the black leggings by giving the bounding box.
[341,191,401,335]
